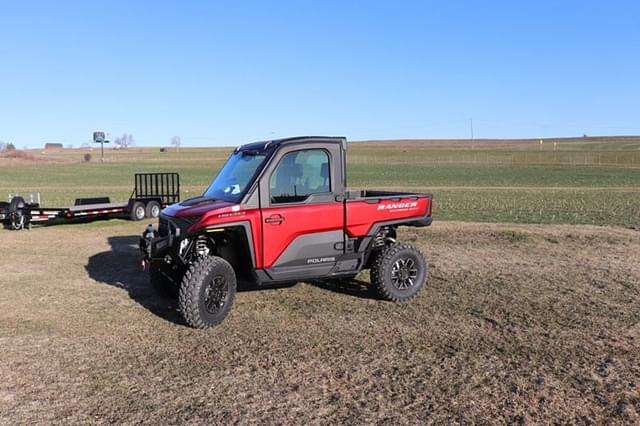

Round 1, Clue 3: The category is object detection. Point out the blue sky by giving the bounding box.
[1,1,639,147]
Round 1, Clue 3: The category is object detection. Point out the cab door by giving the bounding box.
[259,144,344,281]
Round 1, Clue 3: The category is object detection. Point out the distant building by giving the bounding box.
[44,143,63,151]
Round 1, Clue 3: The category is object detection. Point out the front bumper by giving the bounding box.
[139,214,194,261]
[140,234,172,261]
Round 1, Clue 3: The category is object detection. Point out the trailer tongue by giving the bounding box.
[1,172,180,230]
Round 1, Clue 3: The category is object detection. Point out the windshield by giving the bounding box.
[203,151,267,202]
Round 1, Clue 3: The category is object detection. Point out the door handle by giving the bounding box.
[265,214,285,224]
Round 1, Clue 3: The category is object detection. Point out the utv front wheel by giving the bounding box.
[179,256,236,328]
[370,243,428,302]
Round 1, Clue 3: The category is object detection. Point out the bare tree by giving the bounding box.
[66,144,74,150]
[170,136,181,152]
[114,133,135,149]
[0,141,5,152]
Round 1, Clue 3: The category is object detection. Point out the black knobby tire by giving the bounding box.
[145,201,161,219]
[179,256,237,328]
[370,243,428,302]
[130,201,146,221]
[150,266,179,298]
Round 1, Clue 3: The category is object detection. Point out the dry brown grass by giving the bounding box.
[0,149,72,165]
[0,221,639,424]
[0,150,37,161]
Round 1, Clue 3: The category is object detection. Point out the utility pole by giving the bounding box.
[469,118,474,149]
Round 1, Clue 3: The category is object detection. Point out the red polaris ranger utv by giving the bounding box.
[140,136,432,328]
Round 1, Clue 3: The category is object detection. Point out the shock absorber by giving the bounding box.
[373,226,396,248]
[195,235,210,257]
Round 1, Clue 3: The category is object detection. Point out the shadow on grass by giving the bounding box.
[85,235,186,326]
[309,277,382,301]
[85,235,380,325]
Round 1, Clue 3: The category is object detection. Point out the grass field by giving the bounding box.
[1,136,640,227]
[0,222,638,423]
[1,137,639,423]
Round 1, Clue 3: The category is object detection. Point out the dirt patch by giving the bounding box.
[0,221,638,423]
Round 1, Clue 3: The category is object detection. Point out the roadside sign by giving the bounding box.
[93,131,109,162]
[93,131,107,144]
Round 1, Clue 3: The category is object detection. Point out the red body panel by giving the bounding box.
[189,204,264,268]
[345,196,431,237]
[186,196,430,269]
[260,203,343,268]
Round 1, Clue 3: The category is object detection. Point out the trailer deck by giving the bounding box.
[1,172,180,230]
[27,202,129,224]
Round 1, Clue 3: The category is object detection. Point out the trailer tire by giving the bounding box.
[370,243,427,302]
[145,201,161,219]
[179,256,236,328]
[8,196,26,230]
[150,266,178,298]
[130,201,146,221]
[9,196,25,213]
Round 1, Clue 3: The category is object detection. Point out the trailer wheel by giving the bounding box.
[179,256,236,328]
[130,201,146,221]
[8,196,26,230]
[9,196,25,212]
[145,201,161,219]
[370,243,428,302]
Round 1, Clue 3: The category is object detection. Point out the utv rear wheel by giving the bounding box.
[370,243,427,302]
[179,256,236,328]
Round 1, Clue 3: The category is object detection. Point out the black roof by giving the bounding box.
[237,136,346,153]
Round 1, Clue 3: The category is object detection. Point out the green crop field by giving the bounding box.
[2,136,639,227]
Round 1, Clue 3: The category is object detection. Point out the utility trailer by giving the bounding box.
[0,172,180,230]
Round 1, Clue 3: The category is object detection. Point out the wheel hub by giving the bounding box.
[204,274,228,314]
[391,257,418,290]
